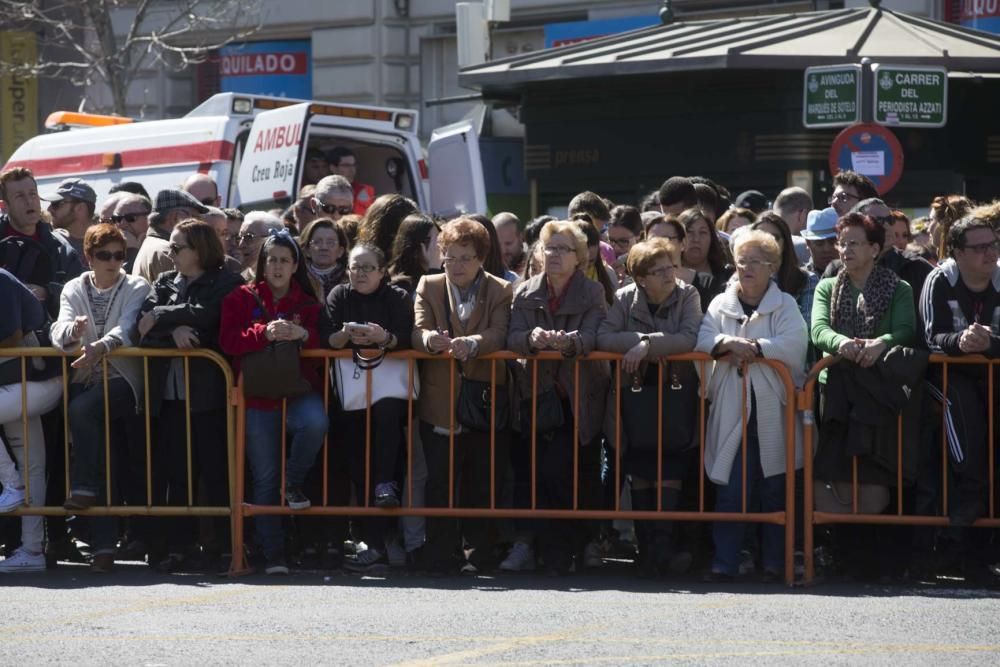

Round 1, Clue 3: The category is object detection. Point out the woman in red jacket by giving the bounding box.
[220,230,327,575]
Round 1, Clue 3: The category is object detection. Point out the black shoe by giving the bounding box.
[46,538,89,567]
[374,482,400,509]
[284,486,311,511]
[405,546,425,573]
[702,570,735,583]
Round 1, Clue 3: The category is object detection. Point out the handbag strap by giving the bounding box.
[353,347,386,370]
[248,288,318,324]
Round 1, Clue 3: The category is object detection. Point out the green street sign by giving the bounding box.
[872,65,947,128]
[803,65,861,129]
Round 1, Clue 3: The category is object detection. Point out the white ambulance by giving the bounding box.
[3,92,486,217]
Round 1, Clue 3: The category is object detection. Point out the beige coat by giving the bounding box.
[412,272,512,430]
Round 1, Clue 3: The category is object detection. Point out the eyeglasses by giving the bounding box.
[836,240,870,251]
[829,192,859,205]
[543,245,575,256]
[237,232,260,243]
[168,243,189,255]
[349,263,379,274]
[735,259,774,271]
[111,212,149,224]
[608,237,635,249]
[960,240,1000,255]
[93,250,126,262]
[646,266,675,279]
[315,201,352,216]
[309,239,340,249]
[442,255,477,266]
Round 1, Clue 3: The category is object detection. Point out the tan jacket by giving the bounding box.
[412,272,513,429]
[507,270,610,445]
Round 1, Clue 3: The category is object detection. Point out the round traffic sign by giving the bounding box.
[828,122,904,195]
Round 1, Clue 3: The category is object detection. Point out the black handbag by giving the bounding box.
[620,361,697,451]
[457,375,510,431]
[519,387,565,434]
[241,290,313,400]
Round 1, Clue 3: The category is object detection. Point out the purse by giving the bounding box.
[438,291,510,431]
[814,480,890,515]
[519,388,565,434]
[620,361,697,451]
[333,347,420,412]
[241,290,313,400]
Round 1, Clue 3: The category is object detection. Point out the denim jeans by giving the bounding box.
[67,379,137,552]
[712,428,786,576]
[246,393,327,559]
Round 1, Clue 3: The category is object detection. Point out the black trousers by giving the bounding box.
[420,421,508,568]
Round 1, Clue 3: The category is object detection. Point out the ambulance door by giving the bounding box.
[235,102,311,209]
[427,119,487,218]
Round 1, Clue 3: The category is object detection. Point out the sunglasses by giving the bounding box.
[199,197,216,206]
[93,250,126,262]
[168,243,189,254]
[111,212,149,224]
[315,201,352,216]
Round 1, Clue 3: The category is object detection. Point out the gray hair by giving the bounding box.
[243,210,283,233]
[314,174,353,200]
[112,192,151,215]
[851,197,888,215]
[773,187,813,216]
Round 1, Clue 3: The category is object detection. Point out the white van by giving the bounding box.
[3,92,486,217]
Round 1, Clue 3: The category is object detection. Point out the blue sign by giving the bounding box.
[960,2,1000,34]
[829,123,904,195]
[219,40,312,99]
[544,15,660,49]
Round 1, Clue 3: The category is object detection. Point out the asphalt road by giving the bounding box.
[3,563,1000,665]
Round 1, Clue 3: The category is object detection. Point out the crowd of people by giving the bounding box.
[0,164,997,585]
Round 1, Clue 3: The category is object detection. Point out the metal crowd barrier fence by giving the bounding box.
[231,350,801,585]
[799,353,999,585]
[0,347,236,527]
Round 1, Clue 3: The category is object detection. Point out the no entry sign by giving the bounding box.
[829,123,904,195]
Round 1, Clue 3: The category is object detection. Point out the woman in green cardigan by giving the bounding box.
[811,212,915,369]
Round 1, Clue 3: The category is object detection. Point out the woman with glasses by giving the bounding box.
[597,238,701,578]
[695,230,808,582]
[322,243,414,572]
[680,208,735,315]
[137,219,243,572]
[507,220,610,575]
[387,213,441,297]
[607,205,643,285]
[50,223,152,573]
[220,231,327,575]
[412,217,513,574]
[299,218,349,299]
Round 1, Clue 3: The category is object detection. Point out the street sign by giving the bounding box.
[872,64,947,128]
[829,122,904,195]
[803,64,861,128]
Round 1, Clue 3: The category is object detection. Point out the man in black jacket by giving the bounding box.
[919,214,1000,583]
[0,167,85,316]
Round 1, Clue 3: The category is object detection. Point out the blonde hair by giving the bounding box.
[626,238,682,278]
[732,229,780,266]
[539,220,589,267]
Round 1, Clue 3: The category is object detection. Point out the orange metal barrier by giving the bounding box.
[231,350,802,584]
[799,353,999,585]
[0,348,237,529]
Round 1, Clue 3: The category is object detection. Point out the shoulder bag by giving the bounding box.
[620,359,697,452]
[241,290,313,400]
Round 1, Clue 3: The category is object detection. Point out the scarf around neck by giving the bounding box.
[831,263,899,339]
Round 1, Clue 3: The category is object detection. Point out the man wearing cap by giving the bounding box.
[0,167,84,314]
[733,190,770,216]
[42,178,97,269]
[328,147,375,216]
[801,207,839,275]
[132,189,208,284]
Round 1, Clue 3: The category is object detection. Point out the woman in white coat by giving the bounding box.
[50,223,151,573]
[695,230,807,582]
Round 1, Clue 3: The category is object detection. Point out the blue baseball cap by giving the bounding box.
[802,207,838,241]
[40,178,97,205]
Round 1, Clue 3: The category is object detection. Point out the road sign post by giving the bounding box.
[872,64,947,127]
[803,64,861,128]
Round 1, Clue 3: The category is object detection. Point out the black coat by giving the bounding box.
[140,267,243,415]
[815,345,929,486]
[321,279,414,350]
[0,215,84,317]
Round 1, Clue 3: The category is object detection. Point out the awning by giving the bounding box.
[459,7,1000,94]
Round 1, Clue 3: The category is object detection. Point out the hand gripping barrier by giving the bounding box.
[231,350,802,585]
[0,347,238,542]
[799,353,998,585]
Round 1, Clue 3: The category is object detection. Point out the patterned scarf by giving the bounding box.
[831,263,899,339]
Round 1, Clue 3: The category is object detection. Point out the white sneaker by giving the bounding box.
[0,547,45,573]
[0,486,25,513]
[499,541,535,572]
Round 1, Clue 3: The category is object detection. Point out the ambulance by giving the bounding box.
[3,92,487,217]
